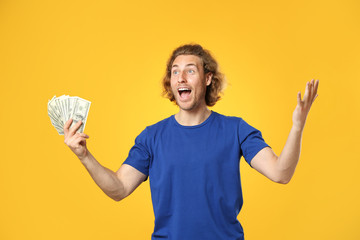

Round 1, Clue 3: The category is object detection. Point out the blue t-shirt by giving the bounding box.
[122,111,270,240]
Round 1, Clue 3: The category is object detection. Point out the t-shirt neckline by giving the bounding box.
[171,111,216,129]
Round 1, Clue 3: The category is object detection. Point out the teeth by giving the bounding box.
[178,88,190,91]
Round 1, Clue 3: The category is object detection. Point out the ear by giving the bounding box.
[205,72,213,86]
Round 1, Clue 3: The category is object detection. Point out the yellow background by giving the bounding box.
[1,0,359,239]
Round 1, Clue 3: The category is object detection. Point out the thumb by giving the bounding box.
[297,91,302,105]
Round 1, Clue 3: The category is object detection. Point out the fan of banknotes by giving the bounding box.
[47,95,91,135]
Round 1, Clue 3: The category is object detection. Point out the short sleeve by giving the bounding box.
[238,118,271,167]
[122,128,151,181]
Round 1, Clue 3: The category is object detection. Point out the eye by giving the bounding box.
[188,69,195,74]
[172,70,179,75]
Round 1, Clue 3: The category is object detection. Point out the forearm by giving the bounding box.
[79,151,125,201]
[276,125,303,183]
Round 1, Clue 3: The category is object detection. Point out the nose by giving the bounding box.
[177,70,187,83]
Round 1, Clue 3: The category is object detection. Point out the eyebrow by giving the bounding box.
[171,63,198,69]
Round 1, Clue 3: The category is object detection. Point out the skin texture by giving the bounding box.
[63,54,319,202]
[170,54,213,126]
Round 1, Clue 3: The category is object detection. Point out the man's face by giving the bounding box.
[170,55,212,111]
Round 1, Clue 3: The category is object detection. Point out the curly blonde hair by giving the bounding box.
[162,44,226,107]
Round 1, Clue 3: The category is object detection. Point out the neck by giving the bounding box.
[175,106,212,126]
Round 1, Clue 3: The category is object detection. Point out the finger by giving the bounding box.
[310,79,318,102]
[63,118,73,136]
[68,133,89,146]
[312,93,319,104]
[306,80,313,104]
[297,91,302,105]
[303,81,310,103]
[311,79,316,93]
[69,120,83,136]
[72,136,88,148]
[77,132,89,139]
[313,79,319,97]
[71,132,89,140]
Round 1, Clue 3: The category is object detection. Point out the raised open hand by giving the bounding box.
[293,79,319,131]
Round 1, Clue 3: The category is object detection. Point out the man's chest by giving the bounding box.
[149,128,241,177]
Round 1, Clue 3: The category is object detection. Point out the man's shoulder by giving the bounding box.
[134,115,173,143]
[143,115,173,133]
[213,111,244,124]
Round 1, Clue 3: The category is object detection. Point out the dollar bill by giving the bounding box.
[69,97,91,133]
[47,95,91,135]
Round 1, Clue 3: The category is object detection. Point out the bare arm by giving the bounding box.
[251,79,319,184]
[64,119,147,201]
[79,152,147,201]
[250,127,302,184]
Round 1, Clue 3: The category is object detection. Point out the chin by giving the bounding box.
[176,101,199,112]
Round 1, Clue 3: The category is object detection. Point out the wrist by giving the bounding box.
[79,150,92,164]
[291,124,304,134]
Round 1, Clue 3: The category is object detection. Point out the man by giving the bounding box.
[64,44,319,239]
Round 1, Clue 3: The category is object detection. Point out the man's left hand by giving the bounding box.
[293,79,319,131]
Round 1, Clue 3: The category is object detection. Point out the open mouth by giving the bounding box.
[178,87,192,99]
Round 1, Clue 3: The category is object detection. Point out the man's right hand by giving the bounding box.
[63,118,146,201]
[64,118,89,160]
